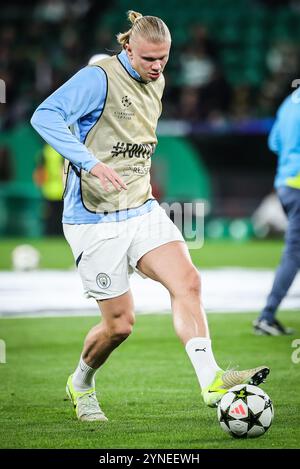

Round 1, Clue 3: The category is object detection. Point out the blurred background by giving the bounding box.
[1,0,299,249]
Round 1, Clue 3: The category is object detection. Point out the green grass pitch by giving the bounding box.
[0,237,284,270]
[0,312,299,449]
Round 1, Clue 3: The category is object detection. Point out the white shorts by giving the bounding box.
[63,204,184,300]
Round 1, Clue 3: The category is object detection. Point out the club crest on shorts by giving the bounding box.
[96,273,111,289]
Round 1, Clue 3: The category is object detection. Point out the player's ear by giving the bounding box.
[125,43,132,57]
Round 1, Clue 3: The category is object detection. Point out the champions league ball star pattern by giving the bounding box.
[217,384,274,438]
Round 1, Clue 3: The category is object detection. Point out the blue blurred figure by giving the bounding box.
[254,90,300,335]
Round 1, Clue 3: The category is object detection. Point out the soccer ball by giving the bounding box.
[217,384,274,438]
[12,244,40,271]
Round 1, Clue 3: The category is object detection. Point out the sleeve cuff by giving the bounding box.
[84,159,100,173]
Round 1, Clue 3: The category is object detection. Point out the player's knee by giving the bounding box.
[184,267,201,296]
[109,313,135,343]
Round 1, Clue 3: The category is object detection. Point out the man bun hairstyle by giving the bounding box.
[117,10,171,48]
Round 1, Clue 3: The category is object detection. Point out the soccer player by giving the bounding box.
[31,11,269,422]
[253,91,299,336]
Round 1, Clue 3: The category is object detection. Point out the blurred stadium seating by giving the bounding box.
[1,0,299,237]
[2,0,300,127]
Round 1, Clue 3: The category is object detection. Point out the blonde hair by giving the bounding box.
[117,10,171,48]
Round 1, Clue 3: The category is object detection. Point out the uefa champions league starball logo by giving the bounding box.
[121,96,132,108]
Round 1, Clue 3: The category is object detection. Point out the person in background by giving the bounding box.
[253,90,299,336]
[33,143,64,235]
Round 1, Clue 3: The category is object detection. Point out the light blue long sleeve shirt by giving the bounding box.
[268,90,300,189]
[30,51,157,223]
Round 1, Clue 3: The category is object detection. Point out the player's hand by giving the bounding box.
[90,162,127,192]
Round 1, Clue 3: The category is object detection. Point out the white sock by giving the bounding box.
[185,337,221,389]
[72,356,97,392]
